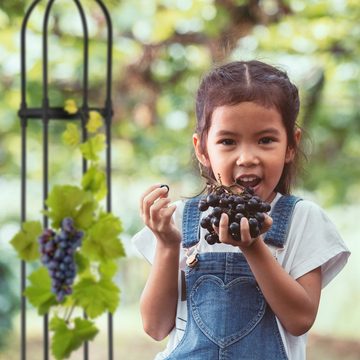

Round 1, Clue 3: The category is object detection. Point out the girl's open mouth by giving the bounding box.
[235,176,261,189]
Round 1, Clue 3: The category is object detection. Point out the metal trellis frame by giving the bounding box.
[18,1,114,359]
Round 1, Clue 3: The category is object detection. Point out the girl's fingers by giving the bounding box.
[261,214,273,234]
[149,197,172,222]
[147,199,177,234]
[141,185,169,219]
[214,214,270,248]
[139,184,161,216]
[161,203,177,220]
[240,217,252,246]
[217,213,229,242]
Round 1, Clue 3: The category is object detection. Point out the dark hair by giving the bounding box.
[195,60,302,194]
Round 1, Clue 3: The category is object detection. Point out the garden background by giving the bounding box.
[0,0,359,359]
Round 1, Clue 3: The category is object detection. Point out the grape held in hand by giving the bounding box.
[198,186,271,245]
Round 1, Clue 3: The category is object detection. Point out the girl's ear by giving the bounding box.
[193,133,210,167]
[285,128,302,163]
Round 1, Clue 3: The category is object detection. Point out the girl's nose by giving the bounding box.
[235,147,260,167]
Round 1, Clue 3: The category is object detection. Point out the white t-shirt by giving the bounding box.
[132,193,350,360]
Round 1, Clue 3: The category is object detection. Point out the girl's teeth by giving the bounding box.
[242,177,256,182]
[236,177,261,188]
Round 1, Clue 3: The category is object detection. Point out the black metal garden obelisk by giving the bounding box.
[18,1,114,359]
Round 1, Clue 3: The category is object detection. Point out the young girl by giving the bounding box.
[132,60,350,360]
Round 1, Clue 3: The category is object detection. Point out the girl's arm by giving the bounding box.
[241,239,321,336]
[140,240,180,341]
[138,185,182,341]
[218,213,322,336]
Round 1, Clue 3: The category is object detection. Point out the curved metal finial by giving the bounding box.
[95,0,113,109]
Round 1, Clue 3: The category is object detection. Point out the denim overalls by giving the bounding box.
[166,195,301,360]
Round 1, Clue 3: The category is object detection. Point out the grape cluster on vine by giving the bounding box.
[38,217,83,302]
[198,186,271,245]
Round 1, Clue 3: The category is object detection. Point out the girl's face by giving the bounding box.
[193,102,298,203]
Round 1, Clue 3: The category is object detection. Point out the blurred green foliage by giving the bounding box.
[0,256,19,349]
[0,0,359,209]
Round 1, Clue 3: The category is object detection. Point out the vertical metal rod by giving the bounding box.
[97,2,114,359]
[96,0,113,209]
[19,2,41,359]
[105,107,113,360]
[42,1,56,359]
[73,0,89,178]
[72,2,90,358]
[20,120,27,360]
[80,110,89,360]
[42,115,50,360]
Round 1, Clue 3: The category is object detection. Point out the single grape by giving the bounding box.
[255,212,265,222]
[236,203,246,213]
[198,200,209,212]
[206,194,219,207]
[160,184,170,192]
[229,222,240,234]
[211,216,220,227]
[235,212,244,221]
[62,217,74,233]
[205,233,219,245]
[248,217,259,229]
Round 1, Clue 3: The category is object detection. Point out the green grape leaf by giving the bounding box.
[86,111,103,133]
[73,201,96,230]
[64,99,78,114]
[79,134,105,162]
[74,252,91,275]
[10,221,42,261]
[50,316,98,360]
[81,165,107,201]
[45,185,94,229]
[72,276,120,318]
[24,267,57,315]
[99,260,118,279]
[62,123,80,147]
[82,212,125,262]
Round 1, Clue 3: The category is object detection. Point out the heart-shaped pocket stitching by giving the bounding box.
[190,275,265,348]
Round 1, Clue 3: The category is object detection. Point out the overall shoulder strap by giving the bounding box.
[264,195,302,248]
[182,196,202,248]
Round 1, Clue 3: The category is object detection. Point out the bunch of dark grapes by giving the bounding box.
[198,186,271,245]
[38,217,84,302]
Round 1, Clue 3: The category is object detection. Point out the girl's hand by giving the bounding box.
[140,184,181,247]
[215,213,273,249]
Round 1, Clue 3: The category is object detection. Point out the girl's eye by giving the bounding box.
[259,137,275,145]
[220,139,235,145]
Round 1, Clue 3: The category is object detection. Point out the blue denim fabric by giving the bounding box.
[166,195,301,360]
[264,195,301,248]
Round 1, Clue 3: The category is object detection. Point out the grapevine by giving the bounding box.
[10,104,125,360]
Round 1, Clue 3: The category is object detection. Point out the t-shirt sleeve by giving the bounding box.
[281,200,350,288]
[132,226,157,264]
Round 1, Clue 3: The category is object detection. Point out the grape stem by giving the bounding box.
[199,166,245,195]
[64,301,78,324]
